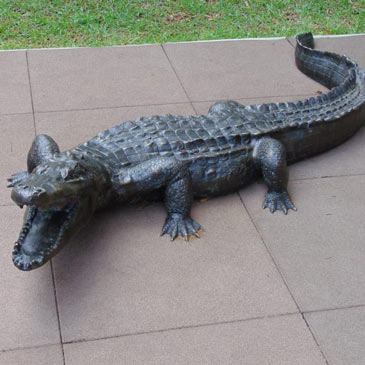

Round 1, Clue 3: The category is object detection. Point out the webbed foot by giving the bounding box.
[7,171,29,188]
[263,190,297,214]
[161,214,203,241]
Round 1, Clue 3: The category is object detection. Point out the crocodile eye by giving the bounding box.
[63,170,76,181]
[63,164,87,181]
[36,166,49,175]
[60,169,69,180]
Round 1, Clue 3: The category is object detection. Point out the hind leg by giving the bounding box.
[254,137,296,214]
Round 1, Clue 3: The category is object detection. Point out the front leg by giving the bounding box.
[161,165,202,241]
[114,156,203,241]
[254,137,296,214]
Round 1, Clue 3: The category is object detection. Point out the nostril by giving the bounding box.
[34,188,45,197]
[11,185,42,206]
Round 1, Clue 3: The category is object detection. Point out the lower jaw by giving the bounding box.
[12,249,45,271]
[12,203,78,271]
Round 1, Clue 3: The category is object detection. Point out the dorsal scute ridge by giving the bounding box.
[78,33,365,167]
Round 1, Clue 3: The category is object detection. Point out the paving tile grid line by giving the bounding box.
[0,39,354,356]
[1,35,365,364]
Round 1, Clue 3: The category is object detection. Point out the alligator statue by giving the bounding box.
[7,33,365,271]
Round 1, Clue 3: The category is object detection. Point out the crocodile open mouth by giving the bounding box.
[12,202,79,271]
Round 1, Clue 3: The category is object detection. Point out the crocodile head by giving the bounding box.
[10,152,107,271]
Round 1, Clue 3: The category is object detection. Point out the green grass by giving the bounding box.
[0,0,364,49]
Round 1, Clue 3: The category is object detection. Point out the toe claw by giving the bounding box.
[171,225,178,241]
[277,199,288,214]
[263,190,296,214]
[180,224,188,241]
[269,200,276,213]
[161,215,203,241]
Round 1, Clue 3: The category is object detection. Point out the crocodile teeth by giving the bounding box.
[12,255,20,263]
[13,243,22,254]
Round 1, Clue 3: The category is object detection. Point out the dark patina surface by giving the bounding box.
[8,33,365,271]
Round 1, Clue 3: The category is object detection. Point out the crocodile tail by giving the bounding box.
[295,32,357,89]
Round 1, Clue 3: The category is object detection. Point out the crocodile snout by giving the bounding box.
[11,184,45,207]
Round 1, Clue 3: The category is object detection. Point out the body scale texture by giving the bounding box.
[8,32,365,270]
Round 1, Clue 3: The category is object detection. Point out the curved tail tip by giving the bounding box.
[296,32,314,49]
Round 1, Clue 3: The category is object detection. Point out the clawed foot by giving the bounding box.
[7,171,29,188]
[161,214,204,241]
[263,190,297,214]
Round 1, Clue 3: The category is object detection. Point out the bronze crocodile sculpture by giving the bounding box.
[8,33,365,271]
